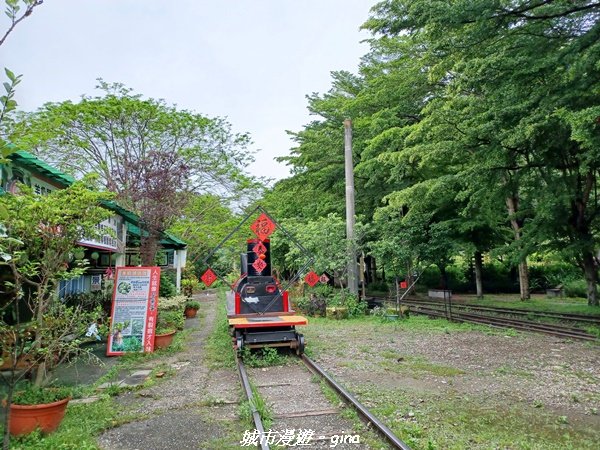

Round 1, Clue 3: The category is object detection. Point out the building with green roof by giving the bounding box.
[1,150,188,295]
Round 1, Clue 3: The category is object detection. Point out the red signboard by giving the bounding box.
[250,213,276,241]
[201,268,218,287]
[107,266,160,356]
[305,271,319,287]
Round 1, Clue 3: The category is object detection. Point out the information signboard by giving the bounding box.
[107,267,160,356]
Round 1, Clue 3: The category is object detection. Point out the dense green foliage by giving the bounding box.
[264,0,600,306]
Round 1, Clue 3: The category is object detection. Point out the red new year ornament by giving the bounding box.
[252,241,267,256]
[304,271,319,287]
[400,280,408,289]
[252,258,267,273]
[201,268,218,287]
[250,213,276,241]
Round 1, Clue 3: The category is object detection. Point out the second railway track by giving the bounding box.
[371,296,600,342]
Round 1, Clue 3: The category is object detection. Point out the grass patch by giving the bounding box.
[379,355,464,377]
[316,379,391,449]
[351,384,600,450]
[494,365,534,378]
[241,346,291,368]
[238,384,273,430]
[205,290,236,369]
[4,397,122,450]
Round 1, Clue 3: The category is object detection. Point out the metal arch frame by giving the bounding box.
[201,205,314,314]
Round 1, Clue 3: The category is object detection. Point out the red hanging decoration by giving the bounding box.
[400,280,408,289]
[319,273,330,284]
[252,258,267,273]
[250,213,276,241]
[252,241,267,256]
[305,271,319,287]
[201,268,218,287]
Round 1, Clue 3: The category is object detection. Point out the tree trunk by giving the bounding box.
[439,264,449,290]
[474,251,483,299]
[140,231,160,266]
[518,261,530,300]
[506,195,530,300]
[370,256,378,283]
[33,284,47,387]
[581,251,599,306]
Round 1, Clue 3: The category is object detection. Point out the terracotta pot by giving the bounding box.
[154,330,176,349]
[184,307,198,318]
[9,397,70,436]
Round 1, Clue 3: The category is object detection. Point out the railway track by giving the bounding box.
[372,296,599,342]
[401,298,600,325]
[236,354,411,449]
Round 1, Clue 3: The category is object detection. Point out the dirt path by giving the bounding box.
[97,291,244,450]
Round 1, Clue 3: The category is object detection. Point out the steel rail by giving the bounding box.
[398,298,600,325]
[407,304,598,341]
[400,301,594,335]
[236,356,270,450]
[370,296,599,339]
[301,354,412,450]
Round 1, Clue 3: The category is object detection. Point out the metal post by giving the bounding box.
[360,252,366,299]
[344,119,358,295]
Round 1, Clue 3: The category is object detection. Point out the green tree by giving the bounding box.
[169,193,247,277]
[14,81,255,264]
[363,0,600,304]
[0,179,113,447]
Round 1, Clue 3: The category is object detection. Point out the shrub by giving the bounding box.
[367,280,389,293]
[11,385,72,405]
[156,309,185,333]
[295,294,326,317]
[181,277,199,297]
[564,280,588,298]
[159,271,177,298]
[185,300,201,310]
[328,292,367,318]
[158,295,187,311]
[342,294,368,317]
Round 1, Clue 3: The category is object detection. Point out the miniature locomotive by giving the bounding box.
[227,238,307,354]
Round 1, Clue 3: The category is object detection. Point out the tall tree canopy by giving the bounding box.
[13,81,256,263]
[268,0,600,305]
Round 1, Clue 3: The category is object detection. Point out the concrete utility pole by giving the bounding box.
[344,119,359,295]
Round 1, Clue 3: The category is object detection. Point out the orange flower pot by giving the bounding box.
[154,330,176,349]
[184,307,198,318]
[9,397,70,436]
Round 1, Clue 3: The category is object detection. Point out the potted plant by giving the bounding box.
[7,385,72,436]
[154,299,185,349]
[154,326,177,350]
[154,310,178,350]
[0,180,113,446]
[184,300,201,318]
[180,276,199,298]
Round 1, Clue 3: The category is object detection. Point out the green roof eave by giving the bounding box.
[163,231,187,247]
[126,222,187,249]
[10,150,75,187]
[101,200,140,225]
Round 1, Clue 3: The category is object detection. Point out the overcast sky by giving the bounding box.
[0,1,375,182]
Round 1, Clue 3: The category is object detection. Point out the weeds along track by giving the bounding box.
[235,354,411,449]
[373,297,600,342]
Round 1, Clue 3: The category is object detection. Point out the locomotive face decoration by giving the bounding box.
[200,206,313,354]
